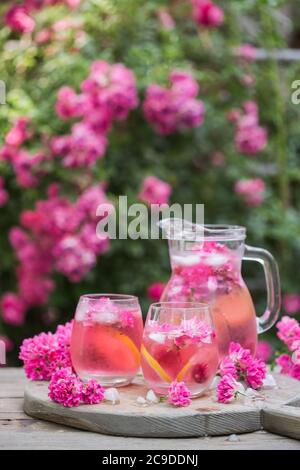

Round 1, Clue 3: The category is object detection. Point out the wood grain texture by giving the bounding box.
[262,394,300,440]
[1,368,300,449]
[23,373,300,438]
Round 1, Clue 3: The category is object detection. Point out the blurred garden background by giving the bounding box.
[1,0,300,366]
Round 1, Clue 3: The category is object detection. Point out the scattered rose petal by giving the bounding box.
[261,373,277,390]
[226,434,240,442]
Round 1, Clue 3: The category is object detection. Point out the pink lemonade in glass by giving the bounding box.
[141,302,219,397]
[71,294,143,386]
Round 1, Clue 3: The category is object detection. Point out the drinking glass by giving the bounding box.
[141,302,219,397]
[71,294,143,386]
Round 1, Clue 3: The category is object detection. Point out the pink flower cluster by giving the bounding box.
[234,178,266,206]
[48,367,104,407]
[52,60,138,167]
[143,70,205,135]
[0,118,49,189]
[276,316,300,380]
[5,1,80,34]
[229,101,268,155]
[139,176,172,206]
[235,44,257,63]
[19,321,73,380]
[167,381,191,407]
[256,340,273,363]
[217,342,266,403]
[147,282,166,302]
[1,184,111,324]
[191,0,224,28]
[282,293,300,315]
[157,9,175,30]
[166,241,240,302]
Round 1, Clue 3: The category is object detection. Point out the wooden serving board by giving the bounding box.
[24,373,300,438]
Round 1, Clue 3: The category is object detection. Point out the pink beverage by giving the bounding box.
[141,302,219,396]
[159,220,280,359]
[161,236,258,358]
[71,294,143,386]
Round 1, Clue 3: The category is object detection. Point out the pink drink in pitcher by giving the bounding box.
[71,294,143,386]
[159,220,281,359]
[141,302,219,396]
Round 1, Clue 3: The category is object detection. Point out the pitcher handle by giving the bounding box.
[243,245,281,334]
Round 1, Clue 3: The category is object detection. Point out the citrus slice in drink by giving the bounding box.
[141,344,172,383]
[91,326,140,373]
[176,360,192,382]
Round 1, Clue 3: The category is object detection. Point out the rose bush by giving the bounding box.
[0,0,300,363]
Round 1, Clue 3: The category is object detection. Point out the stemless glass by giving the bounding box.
[141,302,219,397]
[71,294,143,387]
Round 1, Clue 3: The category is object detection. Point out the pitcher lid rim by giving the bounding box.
[158,219,246,241]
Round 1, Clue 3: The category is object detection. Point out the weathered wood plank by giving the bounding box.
[1,368,300,449]
[262,403,300,440]
[0,426,299,450]
[23,373,300,438]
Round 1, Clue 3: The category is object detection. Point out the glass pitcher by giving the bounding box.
[159,219,281,358]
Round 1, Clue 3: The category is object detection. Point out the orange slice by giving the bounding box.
[176,360,192,382]
[141,344,172,383]
[117,332,141,366]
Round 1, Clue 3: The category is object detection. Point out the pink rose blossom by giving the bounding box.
[1,293,26,326]
[139,176,172,206]
[246,358,266,389]
[167,381,192,407]
[235,178,266,207]
[191,0,224,28]
[236,44,257,62]
[292,349,300,366]
[283,294,300,315]
[35,28,52,44]
[55,86,82,119]
[5,117,30,147]
[53,235,97,282]
[276,354,293,375]
[235,125,267,155]
[157,9,175,29]
[48,367,83,407]
[217,374,240,403]
[120,310,134,328]
[229,101,268,155]
[276,316,300,350]
[19,321,73,380]
[256,340,273,362]
[219,356,237,379]
[242,74,256,87]
[81,379,105,404]
[290,364,300,381]
[143,70,204,135]
[147,282,165,301]
[5,6,35,34]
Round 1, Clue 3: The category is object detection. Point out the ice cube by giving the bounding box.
[104,388,120,404]
[172,254,201,267]
[146,389,159,404]
[136,396,147,405]
[204,253,229,267]
[149,333,166,344]
[261,374,277,389]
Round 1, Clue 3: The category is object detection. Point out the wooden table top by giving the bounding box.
[1,367,300,450]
